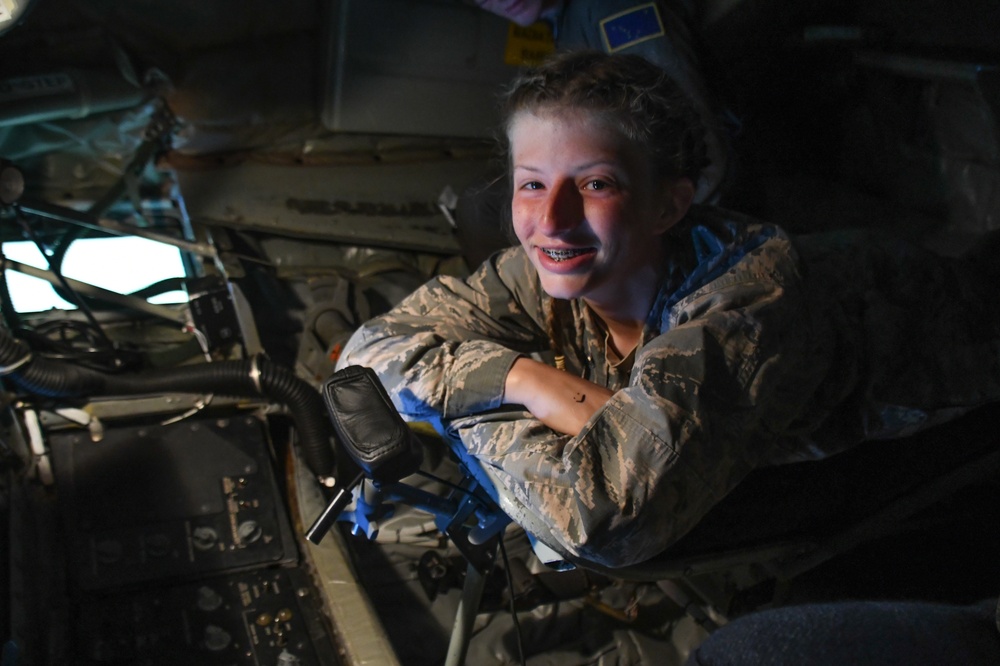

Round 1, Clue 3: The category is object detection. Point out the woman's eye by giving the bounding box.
[584,180,610,191]
[521,181,543,191]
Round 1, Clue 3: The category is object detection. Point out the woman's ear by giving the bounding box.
[655,178,695,234]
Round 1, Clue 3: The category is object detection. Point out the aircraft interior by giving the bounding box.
[0,0,998,664]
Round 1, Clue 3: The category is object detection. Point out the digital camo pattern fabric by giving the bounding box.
[340,205,1000,568]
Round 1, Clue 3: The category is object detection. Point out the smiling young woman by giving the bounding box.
[509,108,691,323]
[339,51,1000,570]
[504,107,694,433]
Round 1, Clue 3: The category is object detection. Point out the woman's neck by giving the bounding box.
[585,278,661,358]
[601,317,645,359]
[584,249,668,344]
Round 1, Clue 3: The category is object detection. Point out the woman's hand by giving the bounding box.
[503,357,613,435]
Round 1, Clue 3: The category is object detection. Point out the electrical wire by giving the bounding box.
[154,322,215,425]
[159,393,213,426]
[17,319,128,372]
[498,536,527,666]
[416,469,477,497]
[15,213,117,352]
[0,253,21,333]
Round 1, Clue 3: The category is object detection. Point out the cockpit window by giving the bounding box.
[2,236,188,312]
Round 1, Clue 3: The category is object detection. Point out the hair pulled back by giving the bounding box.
[501,50,710,182]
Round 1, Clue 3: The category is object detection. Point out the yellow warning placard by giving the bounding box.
[504,22,556,67]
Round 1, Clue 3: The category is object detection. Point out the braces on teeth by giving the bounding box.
[543,248,587,261]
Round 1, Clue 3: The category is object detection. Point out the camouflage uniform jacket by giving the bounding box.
[339,206,1000,568]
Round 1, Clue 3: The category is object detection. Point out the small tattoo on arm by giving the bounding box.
[573,392,586,403]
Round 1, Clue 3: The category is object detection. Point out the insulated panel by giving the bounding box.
[323,0,519,138]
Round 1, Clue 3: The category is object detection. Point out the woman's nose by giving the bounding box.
[538,181,582,235]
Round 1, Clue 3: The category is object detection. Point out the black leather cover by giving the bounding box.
[322,365,423,483]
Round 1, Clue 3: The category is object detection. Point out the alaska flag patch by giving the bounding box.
[600,3,665,52]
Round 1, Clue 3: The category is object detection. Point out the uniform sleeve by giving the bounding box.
[338,248,551,421]
[448,237,823,569]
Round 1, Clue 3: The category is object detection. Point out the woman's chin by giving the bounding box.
[538,275,590,301]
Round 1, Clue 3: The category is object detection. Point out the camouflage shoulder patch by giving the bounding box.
[599,3,665,53]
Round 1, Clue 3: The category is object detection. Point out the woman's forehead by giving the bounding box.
[510,105,604,128]
[509,107,629,146]
[508,108,651,171]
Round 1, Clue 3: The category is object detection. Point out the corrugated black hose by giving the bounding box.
[0,332,336,479]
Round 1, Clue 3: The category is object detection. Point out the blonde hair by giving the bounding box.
[500,50,710,181]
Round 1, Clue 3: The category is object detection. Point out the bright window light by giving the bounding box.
[2,236,188,313]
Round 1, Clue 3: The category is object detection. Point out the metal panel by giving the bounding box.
[176,160,479,254]
[323,0,519,138]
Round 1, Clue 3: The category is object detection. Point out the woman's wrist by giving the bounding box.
[503,356,614,435]
[502,356,539,407]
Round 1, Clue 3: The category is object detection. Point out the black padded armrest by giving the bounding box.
[322,365,423,484]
